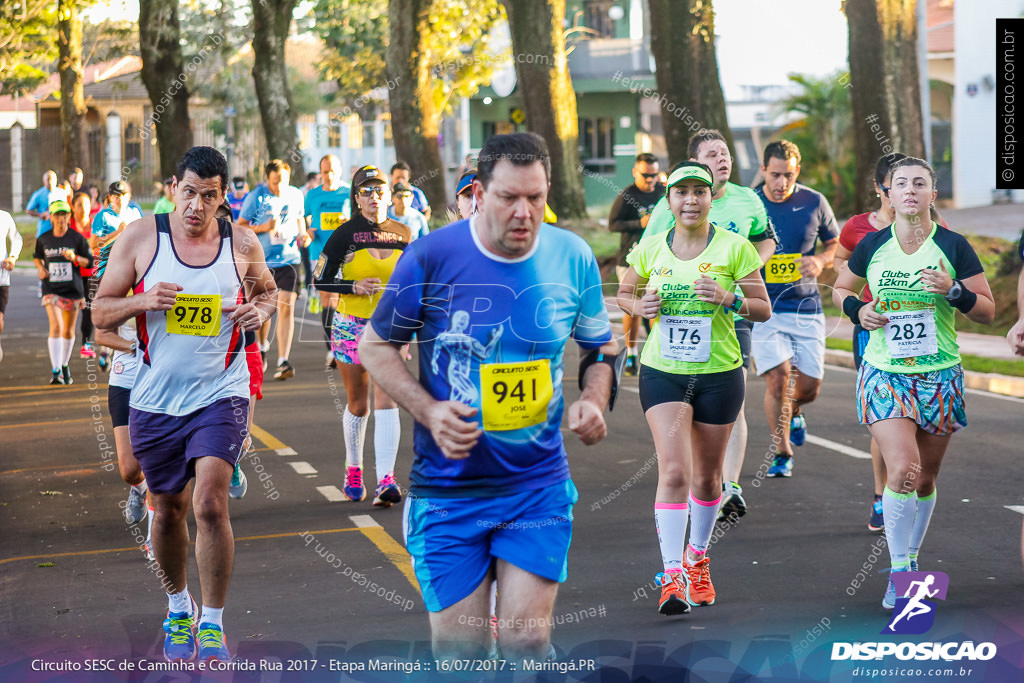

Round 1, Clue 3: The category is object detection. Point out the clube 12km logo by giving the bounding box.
[831,572,997,662]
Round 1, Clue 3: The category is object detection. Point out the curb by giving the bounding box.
[824,349,1024,399]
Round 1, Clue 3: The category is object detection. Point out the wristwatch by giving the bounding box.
[945,280,962,301]
[727,294,744,314]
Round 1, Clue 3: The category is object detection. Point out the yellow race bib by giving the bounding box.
[167,294,222,337]
[320,212,344,231]
[480,360,553,431]
[765,253,801,284]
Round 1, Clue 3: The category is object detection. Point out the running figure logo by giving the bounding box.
[430,310,503,404]
[882,571,949,635]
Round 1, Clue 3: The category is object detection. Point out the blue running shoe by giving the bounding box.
[162,597,197,662]
[373,473,402,507]
[882,567,910,610]
[909,557,918,572]
[344,466,366,502]
[197,622,230,662]
[768,454,793,478]
[790,414,806,446]
[868,495,884,531]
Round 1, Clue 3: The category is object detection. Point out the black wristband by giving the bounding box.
[843,295,868,325]
[949,286,978,314]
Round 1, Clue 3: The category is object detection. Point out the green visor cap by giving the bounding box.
[666,165,713,190]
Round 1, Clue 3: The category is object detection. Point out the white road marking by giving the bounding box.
[805,434,871,459]
[275,447,297,456]
[1005,505,1024,515]
[288,461,317,475]
[316,485,346,502]
[350,515,378,528]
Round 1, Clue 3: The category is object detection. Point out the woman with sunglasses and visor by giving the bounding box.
[617,162,770,616]
[314,166,413,507]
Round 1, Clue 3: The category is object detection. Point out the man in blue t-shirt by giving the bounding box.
[227,177,248,221]
[752,140,838,478]
[389,161,431,220]
[360,133,618,662]
[387,182,429,240]
[26,170,70,238]
[304,154,350,365]
[238,159,309,381]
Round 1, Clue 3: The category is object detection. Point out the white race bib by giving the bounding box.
[48,262,73,283]
[658,316,712,363]
[884,310,938,359]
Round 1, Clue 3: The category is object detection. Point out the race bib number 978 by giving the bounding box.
[480,360,553,431]
[166,294,222,337]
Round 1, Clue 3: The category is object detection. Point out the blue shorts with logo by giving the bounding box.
[129,396,249,495]
[402,480,579,612]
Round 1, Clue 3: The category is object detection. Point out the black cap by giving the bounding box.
[351,165,385,189]
[108,180,130,196]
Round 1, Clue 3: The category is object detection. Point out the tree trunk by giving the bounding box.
[386,0,447,212]
[57,0,87,179]
[847,0,925,212]
[502,0,586,219]
[647,0,734,174]
[139,0,193,182]
[251,0,305,179]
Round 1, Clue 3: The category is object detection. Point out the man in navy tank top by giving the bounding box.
[93,147,278,664]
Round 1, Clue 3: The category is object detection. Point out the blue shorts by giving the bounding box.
[129,397,249,495]
[402,480,579,612]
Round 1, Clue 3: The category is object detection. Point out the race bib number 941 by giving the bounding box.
[765,253,801,284]
[167,294,222,337]
[480,360,553,431]
[884,310,937,359]
[320,212,344,231]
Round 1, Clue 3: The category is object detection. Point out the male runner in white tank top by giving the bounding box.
[93,146,278,663]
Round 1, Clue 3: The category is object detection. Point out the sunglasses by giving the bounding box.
[357,186,386,198]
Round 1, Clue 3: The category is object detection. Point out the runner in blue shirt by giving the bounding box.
[751,140,838,478]
[387,182,429,240]
[360,133,619,662]
[238,159,310,381]
[304,154,350,367]
[227,178,248,221]
[27,170,70,237]
[389,161,431,220]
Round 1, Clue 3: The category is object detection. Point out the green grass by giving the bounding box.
[825,337,1024,377]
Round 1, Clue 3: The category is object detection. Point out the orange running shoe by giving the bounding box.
[683,555,716,606]
[656,572,690,615]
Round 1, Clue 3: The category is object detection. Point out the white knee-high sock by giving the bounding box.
[373,408,400,480]
[343,407,368,469]
[882,487,917,570]
[47,337,62,370]
[655,503,688,573]
[687,493,722,556]
[61,335,75,365]
[909,489,937,561]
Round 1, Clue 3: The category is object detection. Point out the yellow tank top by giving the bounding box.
[337,248,403,319]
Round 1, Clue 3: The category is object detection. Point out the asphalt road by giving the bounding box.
[1,269,1022,683]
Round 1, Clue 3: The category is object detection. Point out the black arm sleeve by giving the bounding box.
[312,228,356,294]
[608,190,642,234]
[750,215,778,243]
